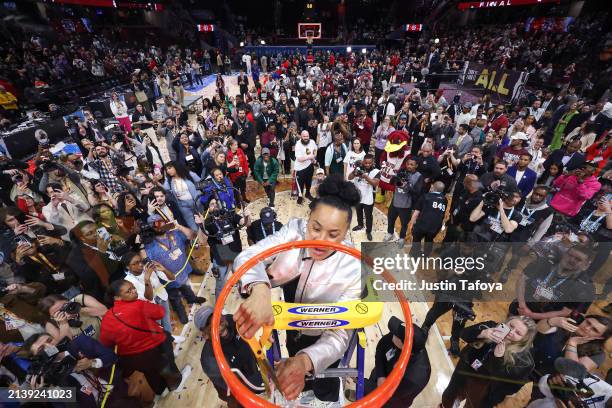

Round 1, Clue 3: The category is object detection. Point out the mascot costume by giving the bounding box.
[377,130,410,203]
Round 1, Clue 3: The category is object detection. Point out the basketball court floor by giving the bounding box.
[152,75,609,408]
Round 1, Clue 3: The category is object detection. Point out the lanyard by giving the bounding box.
[521,203,536,218]
[29,253,58,272]
[154,233,176,251]
[496,207,514,221]
[541,269,568,290]
[260,222,276,239]
[580,210,606,232]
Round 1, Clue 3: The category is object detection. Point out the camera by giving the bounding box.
[59,301,83,328]
[353,161,365,177]
[208,209,236,242]
[195,178,214,191]
[39,161,59,173]
[482,187,512,208]
[394,168,410,186]
[27,339,77,386]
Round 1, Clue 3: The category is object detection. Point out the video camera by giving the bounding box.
[394,168,410,187]
[482,186,513,208]
[27,339,77,386]
[353,160,366,177]
[207,209,237,244]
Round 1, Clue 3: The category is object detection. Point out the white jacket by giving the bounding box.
[234,218,362,375]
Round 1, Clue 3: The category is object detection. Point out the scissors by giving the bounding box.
[240,324,281,394]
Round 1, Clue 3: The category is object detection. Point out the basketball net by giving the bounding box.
[306,35,313,45]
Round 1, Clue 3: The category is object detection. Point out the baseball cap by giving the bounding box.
[260,207,276,224]
[511,132,529,141]
[399,114,408,120]
[194,306,214,330]
[261,147,271,155]
[388,316,407,341]
[464,102,473,109]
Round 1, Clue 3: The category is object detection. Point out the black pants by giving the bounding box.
[356,203,374,233]
[233,175,247,201]
[264,182,276,206]
[362,143,370,155]
[246,150,256,174]
[387,205,411,239]
[374,147,384,168]
[411,226,438,256]
[422,301,468,342]
[286,331,340,402]
[296,165,314,197]
[316,144,329,169]
[167,283,198,323]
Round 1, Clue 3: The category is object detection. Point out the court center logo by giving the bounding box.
[288,319,350,329]
[288,306,349,315]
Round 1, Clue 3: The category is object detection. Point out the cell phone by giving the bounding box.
[96,227,111,242]
[495,323,512,340]
[14,235,32,248]
[569,310,585,325]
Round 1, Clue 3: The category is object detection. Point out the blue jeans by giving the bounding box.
[213,260,229,301]
[176,199,198,231]
[157,299,172,333]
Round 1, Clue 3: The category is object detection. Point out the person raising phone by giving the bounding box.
[233,174,361,403]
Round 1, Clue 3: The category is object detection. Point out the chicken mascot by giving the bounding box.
[376,130,410,203]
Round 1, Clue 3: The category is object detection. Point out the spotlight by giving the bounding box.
[260,40,266,45]
[434,38,440,44]
[346,46,352,52]
[361,48,367,54]
[240,41,244,47]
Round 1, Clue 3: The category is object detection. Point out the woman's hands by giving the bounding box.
[234,284,274,339]
[479,327,508,344]
[276,354,313,400]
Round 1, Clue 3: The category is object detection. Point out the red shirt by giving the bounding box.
[99,300,166,355]
[226,148,250,182]
[352,117,374,146]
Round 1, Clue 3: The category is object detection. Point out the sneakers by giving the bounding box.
[173,364,192,393]
[383,233,395,242]
[397,238,406,249]
[172,335,186,344]
[366,232,373,241]
[297,197,304,205]
[352,225,364,231]
[305,193,315,201]
[189,296,206,305]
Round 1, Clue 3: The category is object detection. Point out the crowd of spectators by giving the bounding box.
[0,11,610,408]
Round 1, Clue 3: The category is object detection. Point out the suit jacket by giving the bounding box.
[507,166,537,197]
[449,132,474,159]
[543,148,585,172]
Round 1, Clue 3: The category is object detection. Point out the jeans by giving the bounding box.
[176,199,198,231]
[356,203,374,233]
[158,299,172,333]
[167,283,199,324]
[213,260,229,301]
[387,205,411,239]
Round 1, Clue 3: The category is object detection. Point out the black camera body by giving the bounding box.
[394,168,410,187]
[59,301,83,328]
[27,339,77,386]
[482,187,512,208]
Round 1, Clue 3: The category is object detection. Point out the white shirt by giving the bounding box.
[353,168,380,205]
[344,150,366,179]
[317,123,332,148]
[294,140,318,171]
[515,169,526,183]
[124,270,168,302]
[455,112,474,130]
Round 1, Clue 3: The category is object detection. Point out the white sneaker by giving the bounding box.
[383,233,395,242]
[174,364,192,393]
[172,335,186,343]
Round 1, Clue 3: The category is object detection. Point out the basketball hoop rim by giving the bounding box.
[211,240,413,408]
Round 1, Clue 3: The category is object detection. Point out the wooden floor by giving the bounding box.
[153,76,611,408]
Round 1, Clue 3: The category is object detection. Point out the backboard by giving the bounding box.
[298,23,322,39]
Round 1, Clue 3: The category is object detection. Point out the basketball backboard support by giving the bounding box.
[298,23,322,39]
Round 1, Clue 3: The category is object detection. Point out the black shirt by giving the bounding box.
[473,206,522,242]
[414,192,447,234]
[204,213,243,264]
[132,110,153,130]
[450,189,482,231]
[510,200,553,242]
[246,220,283,244]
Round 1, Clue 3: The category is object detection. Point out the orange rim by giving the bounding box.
[211,240,413,408]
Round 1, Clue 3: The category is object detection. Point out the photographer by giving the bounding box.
[143,214,205,325]
[196,198,250,300]
[0,281,48,344]
[444,175,483,242]
[348,154,380,241]
[24,331,123,408]
[528,367,612,408]
[449,146,487,202]
[469,185,521,242]
[0,153,29,206]
[38,293,107,341]
[384,158,423,247]
[441,316,537,408]
[10,171,43,207]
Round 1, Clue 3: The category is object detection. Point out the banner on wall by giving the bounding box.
[525,17,574,32]
[459,62,529,103]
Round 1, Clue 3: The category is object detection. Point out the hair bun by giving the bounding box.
[317,174,361,207]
